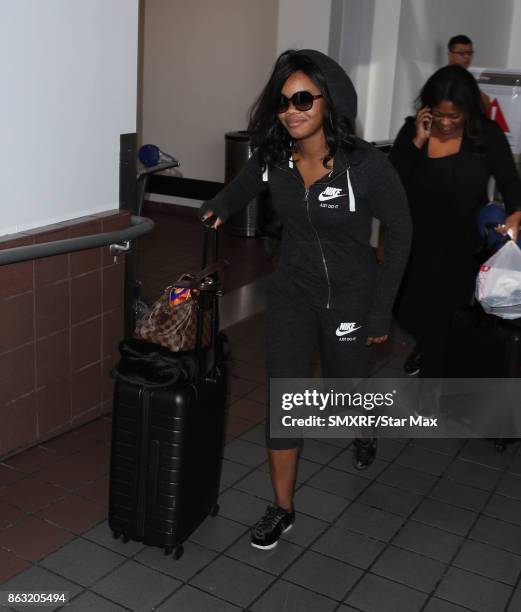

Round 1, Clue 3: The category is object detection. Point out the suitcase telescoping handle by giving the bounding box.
[195,223,224,384]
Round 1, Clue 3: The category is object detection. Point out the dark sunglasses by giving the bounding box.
[277,91,323,113]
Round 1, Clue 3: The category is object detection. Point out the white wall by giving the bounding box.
[277,0,333,55]
[3,0,139,237]
[338,0,402,142]
[141,0,278,183]
[389,0,516,139]
[507,0,521,69]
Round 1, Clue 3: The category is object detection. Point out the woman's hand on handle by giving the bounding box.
[201,210,223,230]
[413,106,432,149]
[367,335,388,346]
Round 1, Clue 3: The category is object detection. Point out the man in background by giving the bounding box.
[447,34,490,108]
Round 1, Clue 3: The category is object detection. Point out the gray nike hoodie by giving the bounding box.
[200,49,411,337]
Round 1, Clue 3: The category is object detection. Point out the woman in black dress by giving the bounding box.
[390,65,521,377]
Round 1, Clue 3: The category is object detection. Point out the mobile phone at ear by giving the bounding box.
[423,116,432,131]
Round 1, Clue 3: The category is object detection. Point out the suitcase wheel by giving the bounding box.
[112,531,121,540]
[122,534,131,543]
[210,503,219,518]
[164,547,173,556]
[173,545,184,560]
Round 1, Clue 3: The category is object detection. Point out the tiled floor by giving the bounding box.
[1,208,521,611]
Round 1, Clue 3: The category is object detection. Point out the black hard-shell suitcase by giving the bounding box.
[108,227,228,559]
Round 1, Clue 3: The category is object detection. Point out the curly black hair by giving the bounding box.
[416,65,486,146]
[247,50,355,169]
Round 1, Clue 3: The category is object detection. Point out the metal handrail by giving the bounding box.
[0,215,154,265]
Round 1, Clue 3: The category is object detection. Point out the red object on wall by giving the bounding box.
[487,98,511,133]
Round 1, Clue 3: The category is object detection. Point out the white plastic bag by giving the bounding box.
[476,240,521,319]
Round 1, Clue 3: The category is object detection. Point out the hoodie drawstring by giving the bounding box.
[346,167,356,212]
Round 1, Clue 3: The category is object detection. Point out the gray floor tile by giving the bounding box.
[453,539,521,586]
[335,501,404,542]
[258,457,323,484]
[409,438,465,456]
[483,493,521,526]
[2,567,83,612]
[91,560,181,612]
[223,439,267,467]
[395,445,454,476]
[320,437,351,448]
[66,591,127,612]
[345,573,428,612]
[189,515,247,552]
[311,525,385,569]
[156,585,241,612]
[375,438,407,461]
[508,449,521,476]
[412,498,477,536]
[134,541,217,581]
[435,567,512,612]
[300,439,343,464]
[220,459,252,489]
[377,464,438,495]
[357,481,423,516]
[458,439,517,470]
[393,521,464,563]
[239,424,265,446]
[82,521,146,557]
[281,512,329,547]
[283,550,362,600]
[429,478,489,512]
[40,538,126,587]
[295,457,324,484]
[423,598,474,611]
[306,466,369,499]
[233,469,273,501]
[250,579,338,612]
[445,459,502,491]
[371,545,446,593]
[190,555,274,608]
[337,606,364,612]
[470,515,521,555]
[293,484,351,522]
[218,488,270,526]
[225,532,303,576]
[329,449,388,479]
[497,473,521,500]
[507,589,521,612]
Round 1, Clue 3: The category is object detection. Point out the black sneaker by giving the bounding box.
[250,505,295,550]
[352,438,377,470]
[404,346,421,376]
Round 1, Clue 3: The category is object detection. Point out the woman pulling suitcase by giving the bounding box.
[200,49,411,550]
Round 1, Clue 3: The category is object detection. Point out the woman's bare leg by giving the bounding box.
[268,448,299,510]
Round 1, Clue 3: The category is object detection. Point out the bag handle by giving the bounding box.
[196,225,224,383]
[173,259,229,292]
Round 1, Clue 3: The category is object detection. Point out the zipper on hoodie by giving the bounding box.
[304,186,332,309]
